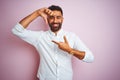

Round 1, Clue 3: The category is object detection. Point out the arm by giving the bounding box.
[12,8,54,45]
[68,49,85,60]
[52,36,85,59]
[19,8,54,28]
[52,36,94,62]
[19,11,39,28]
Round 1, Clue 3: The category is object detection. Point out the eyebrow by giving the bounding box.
[49,15,62,17]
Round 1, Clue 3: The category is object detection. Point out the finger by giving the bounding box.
[49,12,54,16]
[44,17,48,24]
[64,36,68,44]
[48,11,54,16]
[45,9,52,14]
[42,15,48,24]
[52,40,59,45]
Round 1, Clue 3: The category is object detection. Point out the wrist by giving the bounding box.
[34,11,40,17]
[69,50,74,55]
[67,48,73,53]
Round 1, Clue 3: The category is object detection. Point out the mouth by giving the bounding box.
[52,23,59,27]
[49,23,62,32]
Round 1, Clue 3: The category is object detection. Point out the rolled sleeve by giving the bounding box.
[73,34,94,63]
[12,23,25,34]
[82,51,94,63]
[12,23,42,46]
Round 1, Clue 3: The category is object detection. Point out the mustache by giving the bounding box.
[51,23,61,25]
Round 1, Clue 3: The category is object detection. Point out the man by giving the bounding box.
[12,5,94,80]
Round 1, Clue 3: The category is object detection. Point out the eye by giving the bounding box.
[57,16,62,19]
[49,16,54,19]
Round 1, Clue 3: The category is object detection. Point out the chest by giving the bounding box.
[39,34,74,49]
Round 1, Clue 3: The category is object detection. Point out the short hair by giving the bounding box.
[48,5,63,15]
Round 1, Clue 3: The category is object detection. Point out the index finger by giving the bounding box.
[52,40,59,45]
[45,8,53,15]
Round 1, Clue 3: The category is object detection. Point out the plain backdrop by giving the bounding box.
[0,0,120,80]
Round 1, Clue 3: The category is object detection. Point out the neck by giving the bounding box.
[53,31,59,36]
[51,29,61,36]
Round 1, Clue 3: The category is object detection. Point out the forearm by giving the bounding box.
[19,11,39,28]
[67,48,94,62]
[68,49,85,60]
[52,36,85,60]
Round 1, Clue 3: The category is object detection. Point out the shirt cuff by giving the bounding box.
[82,51,94,63]
[13,23,25,32]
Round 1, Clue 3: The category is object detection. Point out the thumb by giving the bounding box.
[42,16,48,24]
[64,36,68,44]
[40,12,48,24]
[44,18,48,24]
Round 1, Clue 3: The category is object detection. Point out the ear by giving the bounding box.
[61,17,64,22]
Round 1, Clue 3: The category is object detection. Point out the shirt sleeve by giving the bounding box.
[73,34,94,63]
[12,23,42,46]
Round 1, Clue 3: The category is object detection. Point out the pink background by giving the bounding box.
[0,0,120,80]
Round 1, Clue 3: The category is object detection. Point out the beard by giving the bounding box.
[48,22,62,32]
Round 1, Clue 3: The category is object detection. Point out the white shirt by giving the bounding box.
[12,23,94,80]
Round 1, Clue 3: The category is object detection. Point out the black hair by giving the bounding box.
[48,5,63,15]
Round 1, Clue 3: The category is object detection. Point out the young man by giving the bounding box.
[12,5,94,80]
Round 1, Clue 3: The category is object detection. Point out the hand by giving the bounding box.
[52,36,72,53]
[37,8,54,24]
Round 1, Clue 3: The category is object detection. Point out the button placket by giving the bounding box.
[52,36,61,80]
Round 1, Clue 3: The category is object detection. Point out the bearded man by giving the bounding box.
[12,5,94,80]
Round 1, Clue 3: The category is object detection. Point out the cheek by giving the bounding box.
[60,19,63,23]
[48,19,53,24]
[57,19,63,23]
[61,18,63,22]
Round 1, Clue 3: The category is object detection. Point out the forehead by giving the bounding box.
[52,10,62,16]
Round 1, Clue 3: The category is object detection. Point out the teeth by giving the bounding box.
[53,24,58,26]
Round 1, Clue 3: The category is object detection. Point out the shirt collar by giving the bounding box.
[48,29,64,36]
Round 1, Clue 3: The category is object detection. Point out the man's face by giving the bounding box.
[47,10,63,32]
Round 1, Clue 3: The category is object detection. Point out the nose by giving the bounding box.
[53,17,58,23]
